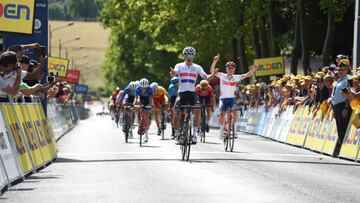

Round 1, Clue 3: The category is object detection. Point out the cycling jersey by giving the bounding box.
[174,62,207,92]
[219,72,241,99]
[118,86,136,103]
[168,83,178,98]
[135,86,152,99]
[153,86,168,104]
[195,84,215,98]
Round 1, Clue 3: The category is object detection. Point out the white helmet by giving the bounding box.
[128,82,137,90]
[150,82,158,90]
[182,46,196,55]
[116,87,120,91]
[139,78,149,88]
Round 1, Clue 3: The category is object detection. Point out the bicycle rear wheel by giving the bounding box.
[124,113,129,143]
[200,107,206,143]
[161,105,165,140]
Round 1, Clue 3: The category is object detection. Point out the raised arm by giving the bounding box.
[239,64,258,80]
[210,54,220,76]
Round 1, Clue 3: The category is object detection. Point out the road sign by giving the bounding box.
[74,84,88,94]
[59,70,80,84]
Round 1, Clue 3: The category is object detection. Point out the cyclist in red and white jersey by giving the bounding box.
[210,54,257,139]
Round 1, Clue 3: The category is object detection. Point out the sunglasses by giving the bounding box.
[227,66,235,69]
[185,54,194,59]
[338,68,347,72]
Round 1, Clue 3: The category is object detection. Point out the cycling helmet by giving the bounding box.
[200,80,208,88]
[182,46,196,55]
[225,61,236,68]
[116,87,120,91]
[150,82,158,90]
[170,76,179,84]
[139,78,149,88]
[128,82,137,90]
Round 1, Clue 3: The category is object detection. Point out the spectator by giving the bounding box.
[332,59,353,157]
[0,51,23,102]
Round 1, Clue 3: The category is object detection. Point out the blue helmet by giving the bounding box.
[171,77,179,85]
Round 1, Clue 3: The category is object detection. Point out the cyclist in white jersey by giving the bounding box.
[210,54,257,139]
[170,46,212,144]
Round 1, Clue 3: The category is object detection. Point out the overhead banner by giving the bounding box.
[48,57,69,77]
[59,70,80,84]
[254,56,285,77]
[0,0,35,34]
[74,84,88,94]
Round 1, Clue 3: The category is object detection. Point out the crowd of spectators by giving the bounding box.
[0,43,74,104]
[209,54,357,157]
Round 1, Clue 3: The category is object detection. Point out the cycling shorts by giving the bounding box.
[170,96,177,108]
[219,98,236,111]
[140,96,150,106]
[198,96,213,107]
[173,91,199,110]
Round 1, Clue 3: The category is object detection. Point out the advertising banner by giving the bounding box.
[0,108,22,182]
[339,110,360,160]
[14,105,44,168]
[48,57,69,77]
[59,70,80,84]
[1,105,33,174]
[320,118,338,155]
[0,0,35,34]
[254,57,285,77]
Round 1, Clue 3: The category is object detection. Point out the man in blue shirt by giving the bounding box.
[332,59,353,157]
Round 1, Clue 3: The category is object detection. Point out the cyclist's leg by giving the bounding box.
[219,98,229,139]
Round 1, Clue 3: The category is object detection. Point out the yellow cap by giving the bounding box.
[315,72,326,79]
[339,59,350,66]
[295,75,303,80]
[304,75,313,81]
[349,75,358,80]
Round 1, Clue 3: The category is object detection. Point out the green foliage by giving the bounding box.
[99,0,354,90]
[49,0,100,21]
[49,3,65,20]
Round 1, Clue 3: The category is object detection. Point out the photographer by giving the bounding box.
[0,51,23,102]
[341,75,360,110]
[332,59,353,157]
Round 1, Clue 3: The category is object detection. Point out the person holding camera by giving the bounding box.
[0,51,23,102]
[332,59,353,157]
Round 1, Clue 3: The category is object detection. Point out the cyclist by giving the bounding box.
[134,78,153,143]
[168,77,179,138]
[209,54,257,139]
[118,81,137,137]
[170,46,211,144]
[195,80,216,132]
[110,87,121,119]
[150,82,169,136]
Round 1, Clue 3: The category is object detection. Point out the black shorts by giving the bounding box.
[198,96,213,107]
[140,96,150,106]
[173,91,199,110]
[170,96,177,108]
[124,95,135,104]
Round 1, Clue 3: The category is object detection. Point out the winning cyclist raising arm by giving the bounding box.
[210,53,257,139]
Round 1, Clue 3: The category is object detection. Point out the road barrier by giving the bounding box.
[210,104,360,161]
[0,97,88,194]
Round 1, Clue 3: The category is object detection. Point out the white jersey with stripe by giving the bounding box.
[174,62,207,92]
[219,72,241,99]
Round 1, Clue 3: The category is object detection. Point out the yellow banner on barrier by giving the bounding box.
[254,57,285,77]
[304,111,325,152]
[321,118,338,155]
[48,57,70,77]
[1,105,33,174]
[14,105,44,168]
[27,105,52,163]
[287,106,310,146]
[339,109,360,160]
[34,103,57,158]
[0,0,35,34]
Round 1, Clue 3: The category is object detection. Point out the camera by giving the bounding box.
[39,46,46,57]
[347,79,353,87]
[46,76,56,83]
[341,87,349,94]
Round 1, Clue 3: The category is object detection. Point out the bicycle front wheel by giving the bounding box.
[229,119,235,152]
[186,124,192,161]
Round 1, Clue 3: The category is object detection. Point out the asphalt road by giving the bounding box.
[2,112,360,202]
